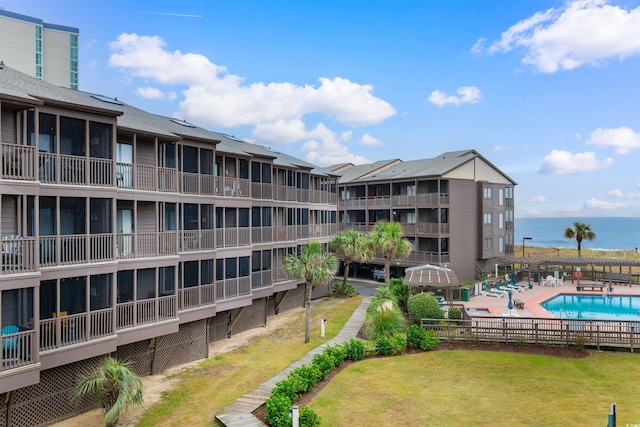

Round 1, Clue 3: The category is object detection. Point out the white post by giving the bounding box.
[291,405,299,427]
[321,317,326,337]
[495,263,498,279]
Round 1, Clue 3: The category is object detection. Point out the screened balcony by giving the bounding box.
[178,260,216,311]
[1,288,36,371]
[1,143,37,180]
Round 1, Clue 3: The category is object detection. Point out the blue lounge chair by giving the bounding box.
[499,280,525,292]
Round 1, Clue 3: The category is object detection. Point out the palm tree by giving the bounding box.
[72,356,143,426]
[330,229,372,294]
[564,221,596,258]
[369,220,412,284]
[283,241,338,343]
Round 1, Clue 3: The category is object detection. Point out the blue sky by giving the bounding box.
[3,0,640,218]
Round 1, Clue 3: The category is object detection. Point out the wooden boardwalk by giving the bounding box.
[215,298,370,427]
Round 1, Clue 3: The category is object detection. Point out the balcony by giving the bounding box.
[177,284,216,311]
[215,277,251,300]
[39,309,114,351]
[416,223,450,235]
[1,144,36,180]
[274,225,296,242]
[1,328,36,371]
[38,153,114,187]
[416,193,449,206]
[251,182,273,199]
[116,295,177,330]
[1,236,37,275]
[215,228,251,248]
[251,226,274,244]
[219,177,250,197]
[115,231,178,259]
[179,230,215,252]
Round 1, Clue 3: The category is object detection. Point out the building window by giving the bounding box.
[499,188,504,206]
[483,187,492,198]
[407,185,416,196]
[483,238,492,250]
[70,34,79,90]
[499,212,504,229]
[499,237,504,254]
[483,213,492,224]
[407,212,416,224]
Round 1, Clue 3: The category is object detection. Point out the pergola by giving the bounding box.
[403,264,460,304]
[498,256,640,285]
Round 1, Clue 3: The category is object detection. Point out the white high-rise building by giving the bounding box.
[0,8,79,89]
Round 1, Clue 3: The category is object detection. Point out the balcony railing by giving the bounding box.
[274,225,296,242]
[158,167,178,192]
[0,329,36,371]
[251,226,273,244]
[178,283,216,311]
[220,177,251,197]
[179,230,216,252]
[181,172,217,195]
[1,236,37,274]
[215,277,251,300]
[251,270,272,289]
[416,223,450,235]
[2,143,36,180]
[251,182,273,199]
[116,295,177,330]
[416,193,449,206]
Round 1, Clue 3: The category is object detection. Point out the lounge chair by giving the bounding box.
[481,284,505,298]
[494,281,521,293]
[2,324,20,364]
[501,280,526,292]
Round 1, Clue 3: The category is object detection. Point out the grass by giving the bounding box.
[309,350,640,426]
[136,296,364,427]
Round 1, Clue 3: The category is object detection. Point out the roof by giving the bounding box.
[334,149,516,185]
[404,264,460,286]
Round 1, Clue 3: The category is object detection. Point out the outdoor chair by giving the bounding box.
[2,324,20,364]
[2,235,23,271]
[481,284,505,298]
[501,280,526,292]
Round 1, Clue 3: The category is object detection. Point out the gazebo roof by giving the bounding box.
[404,264,460,287]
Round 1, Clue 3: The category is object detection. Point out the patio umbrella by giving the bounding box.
[507,289,515,316]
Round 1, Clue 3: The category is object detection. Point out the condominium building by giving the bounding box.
[0,65,338,426]
[0,8,79,89]
[328,152,516,281]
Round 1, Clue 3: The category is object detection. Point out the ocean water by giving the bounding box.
[515,217,640,251]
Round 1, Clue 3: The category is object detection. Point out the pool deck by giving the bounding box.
[463,280,640,318]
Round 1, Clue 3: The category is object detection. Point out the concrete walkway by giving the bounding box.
[215,298,370,427]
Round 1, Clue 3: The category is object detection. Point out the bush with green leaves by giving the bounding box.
[407,293,444,324]
[299,406,322,427]
[332,281,357,297]
[375,333,406,356]
[364,299,407,340]
[265,394,292,427]
[406,325,440,351]
[311,352,335,379]
[389,278,409,309]
[363,339,378,357]
[448,307,462,322]
[323,344,346,366]
[344,338,365,361]
[272,374,308,402]
[289,364,322,393]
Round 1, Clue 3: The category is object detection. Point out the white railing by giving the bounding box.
[90,158,113,186]
[2,143,36,180]
[158,167,177,192]
[158,295,176,321]
[1,236,37,274]
[59,154,86,185]
[117,302,135,330]
[60,235,87,265]
[116,162,134,188]
[90,308,114,339]
[137,165,157,191]
[179,287,200,310]
[90,233,114,262]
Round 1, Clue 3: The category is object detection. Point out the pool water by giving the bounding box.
[541,294,640,321]
[466,308,490,314]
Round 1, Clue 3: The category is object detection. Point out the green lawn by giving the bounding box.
[309,350,640,426]
[136,296,364,427]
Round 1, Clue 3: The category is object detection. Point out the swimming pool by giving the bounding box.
[541,294,640,321]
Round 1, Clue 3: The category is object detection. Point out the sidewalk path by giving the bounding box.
[215,298,370,427]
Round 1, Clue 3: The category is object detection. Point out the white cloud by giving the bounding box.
[483,0,640,73]
[531,196,548,203]
[493,144,510,151]
[108,33,395,128]
[428,86,481,107]
[608,189,624,197]
[136,86,177,101]
[360,134,383,147]
[585,198,626,210]
[586,127,640,155]
[539,149,614,175]
[627,192,640,199]
[300,124,371,166]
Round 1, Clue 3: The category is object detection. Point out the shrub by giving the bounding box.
[311,353,335,379]
[265,393,293,427]
[375,333,406,356]
[323,344,346,366]
[289,364,322,393]
[272,375,306,402]
[389,278,409,309]
[406,326,439,351]
[344,338,365,361]
[332,281,357,297]
[299,406,322,427]
[363,340,378,357]
[407,293,444,324]
[448,307,462,322]
[422,330,440,350]
[364,300,407,340]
